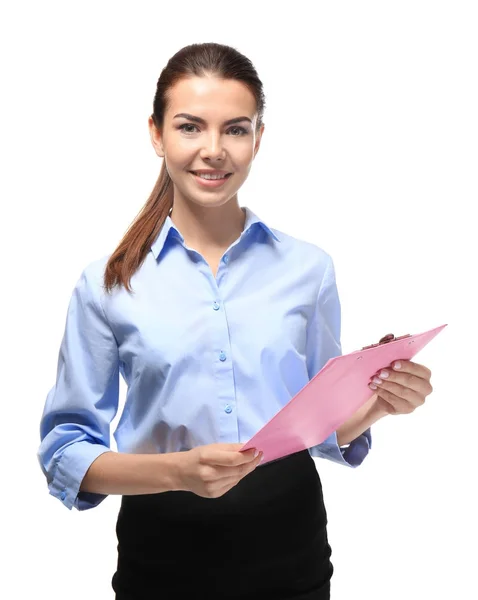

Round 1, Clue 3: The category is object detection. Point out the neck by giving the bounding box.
[169,198,246,254]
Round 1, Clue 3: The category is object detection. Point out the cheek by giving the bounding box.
[230,147,255,171]
[164,150,195,174]
[165,136,199,160]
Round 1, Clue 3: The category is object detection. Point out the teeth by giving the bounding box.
[194,173,228,180]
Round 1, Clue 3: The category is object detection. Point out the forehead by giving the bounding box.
[166,75,256,119]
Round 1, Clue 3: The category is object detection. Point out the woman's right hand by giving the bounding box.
[172,443,263,498]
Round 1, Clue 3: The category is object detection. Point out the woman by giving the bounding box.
[37,42,434,599]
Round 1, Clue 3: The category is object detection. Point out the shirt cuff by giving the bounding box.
[47,441,112,510]
[340,427,372,466]
[308,428,372,467]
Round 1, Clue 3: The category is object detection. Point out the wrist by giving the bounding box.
[160,451,185,492]
[336,393,386,446]
[368,395,390,422]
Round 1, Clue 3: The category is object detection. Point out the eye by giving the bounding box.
[178,123,199,134]
[228,126,248,136]
[177,124,248,136]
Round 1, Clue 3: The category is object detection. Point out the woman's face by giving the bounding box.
[149,75,264,210]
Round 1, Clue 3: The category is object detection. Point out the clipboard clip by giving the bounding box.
[361,333,411,350]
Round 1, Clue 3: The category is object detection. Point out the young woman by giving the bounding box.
[38,42,434,600]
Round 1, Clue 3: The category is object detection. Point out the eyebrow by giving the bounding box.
[173,113,252,126]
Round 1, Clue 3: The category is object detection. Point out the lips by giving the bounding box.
[190,172,233,188]
[190,171,232,177]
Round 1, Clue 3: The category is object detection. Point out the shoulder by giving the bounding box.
[271,226,333,276]
[82,254,111,278]
[75,254,112,300]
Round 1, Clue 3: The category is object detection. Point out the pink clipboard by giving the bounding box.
[240,323,447,466]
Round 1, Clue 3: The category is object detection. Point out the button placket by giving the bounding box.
[212,297,237,438]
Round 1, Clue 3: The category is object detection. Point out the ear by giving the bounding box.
[252,123,265,160]
[148,116,165,158]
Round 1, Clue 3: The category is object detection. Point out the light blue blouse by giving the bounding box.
[38,206,371,511]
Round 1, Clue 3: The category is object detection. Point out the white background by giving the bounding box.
[1,1,476,598]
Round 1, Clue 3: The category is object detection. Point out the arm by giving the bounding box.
[336,392,387,447]
[306,253,372,467]
[80,451,180,496]
[37,264,120,509]
[37,264,179,510]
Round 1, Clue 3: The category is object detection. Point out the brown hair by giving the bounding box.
[103,42,266,295]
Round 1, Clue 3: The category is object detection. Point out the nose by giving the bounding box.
[199,131,226,161]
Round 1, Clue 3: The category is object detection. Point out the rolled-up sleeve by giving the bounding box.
[306,253,372,468]
[37,263,120,510]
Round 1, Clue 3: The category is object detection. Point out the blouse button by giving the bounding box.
[213,301,220,311]
[219,352,227,361]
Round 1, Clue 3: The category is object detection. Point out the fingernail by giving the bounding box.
[254,449,259,458]
[372,376,382,384]
[379,370,389,378]
[394,361,401,370]
[369,383,377,390]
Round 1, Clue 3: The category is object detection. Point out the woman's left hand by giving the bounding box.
[368,360,433,416]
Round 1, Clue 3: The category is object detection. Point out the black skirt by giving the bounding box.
[111,449,333,599]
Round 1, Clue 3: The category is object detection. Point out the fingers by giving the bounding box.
[376,386,423,414]
[370,364,433,396]
[202,446,258,467]
[373,379,426,408]
[229,451,262,479]
[207,453,262,497]
[389,360,432,380]
[244,451,263,473]
[389,360,432,385]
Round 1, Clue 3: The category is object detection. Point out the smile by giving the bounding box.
[190,172,233,188]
